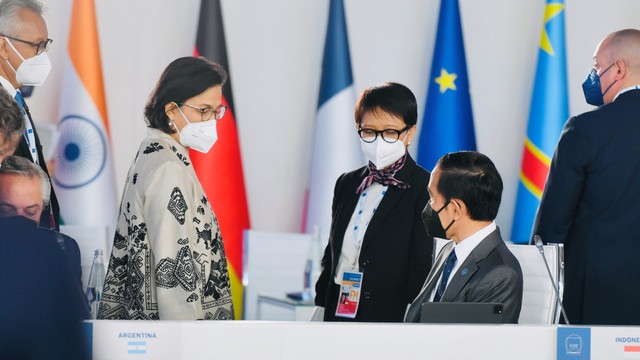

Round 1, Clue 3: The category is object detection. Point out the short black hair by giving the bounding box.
[354,82,417,127]
[144,56,227,134]
[436,151,503,221]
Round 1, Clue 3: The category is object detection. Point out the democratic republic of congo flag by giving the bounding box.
[511,0,568,244]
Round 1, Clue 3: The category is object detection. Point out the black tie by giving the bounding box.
[433,249,457,302]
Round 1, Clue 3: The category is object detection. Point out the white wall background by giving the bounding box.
[30,0,640,240]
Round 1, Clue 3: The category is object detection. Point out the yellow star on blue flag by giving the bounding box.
[417,0,476,170]
[511,0,568,243]
[540,3,564,56]
[435,68,457,93]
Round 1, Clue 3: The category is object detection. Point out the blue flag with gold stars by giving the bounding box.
[417,0,476,170]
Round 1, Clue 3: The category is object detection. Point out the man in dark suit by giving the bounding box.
[532,29,640,325]
[0,0,58,229]
[405,151,523,323]
[0,216,87,360]
[0,156,82,286]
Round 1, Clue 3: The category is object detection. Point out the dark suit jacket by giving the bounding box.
[533,89,640,325]
[0,216,88,360]
[53,228,84,289]
[405,228,523,323]
[315,155,433,322]
[12,97,60,230]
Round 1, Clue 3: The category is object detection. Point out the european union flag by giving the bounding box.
[511,0,569,244]
[417,0,476,171]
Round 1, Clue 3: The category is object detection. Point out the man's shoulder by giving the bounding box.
[476,230,522,271]
[0,217,64,255]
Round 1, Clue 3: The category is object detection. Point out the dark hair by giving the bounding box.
[435,151,503,221]
[354,82,417,127]
[144,56,227,134]
[0,87,24,148]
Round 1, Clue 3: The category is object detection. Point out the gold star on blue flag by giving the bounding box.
[417,0,476,170]
[511,0,568,244]
[435,69,458,93]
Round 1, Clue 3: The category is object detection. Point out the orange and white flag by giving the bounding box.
[53,0,117,237]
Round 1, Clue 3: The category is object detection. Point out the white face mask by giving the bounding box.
[5,38,51,86]
[172,106,218,153]
[360,132,408,169]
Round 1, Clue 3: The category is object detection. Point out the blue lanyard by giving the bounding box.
[351,186,387,269]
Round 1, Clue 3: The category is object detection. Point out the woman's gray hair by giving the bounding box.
[0,155,50,206]
[0,0,46,36]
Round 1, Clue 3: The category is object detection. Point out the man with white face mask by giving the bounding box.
[0,0,57,230]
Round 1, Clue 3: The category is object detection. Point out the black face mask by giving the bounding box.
[422,200,455,239]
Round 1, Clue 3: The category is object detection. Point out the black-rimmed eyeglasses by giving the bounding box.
[2,35,52,56]
[180,103,227,121]
[358,126,410,143]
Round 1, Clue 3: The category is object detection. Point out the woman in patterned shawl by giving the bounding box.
[98,57,234,320]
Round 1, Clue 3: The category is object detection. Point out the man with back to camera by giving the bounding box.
[532,29,640,325]
[0,0,59,229]
[0,86,23,162]
[404,151,523,323]
[0,155,83,287]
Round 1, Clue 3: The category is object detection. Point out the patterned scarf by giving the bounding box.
[356,154,411,194]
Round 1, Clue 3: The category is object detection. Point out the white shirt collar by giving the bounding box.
[613,84,640,102]
[0,75,17,98]
[451,221,497,270]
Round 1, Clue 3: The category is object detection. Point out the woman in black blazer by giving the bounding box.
[314,82,435,322]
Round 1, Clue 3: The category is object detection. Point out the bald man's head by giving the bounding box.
[591,29,640,104]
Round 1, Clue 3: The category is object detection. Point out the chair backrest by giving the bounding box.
[434,238,564,324]
[507,243,564,324]
[242,230,311,320]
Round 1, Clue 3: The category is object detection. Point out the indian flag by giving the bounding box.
[53,0,117,239]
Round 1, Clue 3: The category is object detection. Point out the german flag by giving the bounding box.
[191,0,250,319]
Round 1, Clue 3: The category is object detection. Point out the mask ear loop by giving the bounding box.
[600,62,619,98]
[167,102,194,136]
[3,37,22,74]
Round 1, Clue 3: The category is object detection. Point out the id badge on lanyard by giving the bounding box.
[334,187,386,318]
[335,271,363,318]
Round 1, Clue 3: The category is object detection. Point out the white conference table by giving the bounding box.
[86,320,640,360]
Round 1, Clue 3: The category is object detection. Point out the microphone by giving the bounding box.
[533,235,570,325]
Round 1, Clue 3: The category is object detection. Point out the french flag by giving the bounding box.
[303,0,363,241]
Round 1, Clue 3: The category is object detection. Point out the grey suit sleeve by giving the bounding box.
[467,266,523,323]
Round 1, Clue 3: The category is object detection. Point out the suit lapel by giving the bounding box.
[330,168,366,272]
[404,240,453,321]
[360,155,417,254]
[441,228,502,302]
[418,241,454,298]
